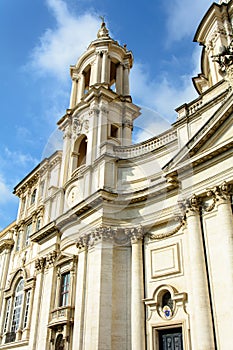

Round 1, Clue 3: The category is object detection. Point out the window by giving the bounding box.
[110,124,119,138]
[36,217,41,231]
[3,299,11,333]
[30,189,37,205]
[59,272,70,307]
[23,290,31,328]
[3,278,33,344]
[11,280,24,333]
[25,223,32,246]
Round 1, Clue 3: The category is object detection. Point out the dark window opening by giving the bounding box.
[77,137,87,167]
[110,124,118,138]
[84,67,91,94]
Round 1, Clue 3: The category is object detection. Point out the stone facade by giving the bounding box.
[0,1,233,349]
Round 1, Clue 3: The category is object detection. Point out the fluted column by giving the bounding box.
[130,227,145,350]
[185,195,215,350]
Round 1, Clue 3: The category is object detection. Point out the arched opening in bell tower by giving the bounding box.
[72,135,88,173]
[84,65,91,94]
[77,135,87,167]
[110,61,117,92]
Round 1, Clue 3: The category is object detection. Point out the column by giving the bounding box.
[116,63,123,95]
[93,52,102,85]
[123,63,130,96]
[122,117,133,146]
[101,51,109,84]
[212,182,233,348]
[29,258,45,350]
[77,73,85,103]
[131,228,145,350]
[72,245,87,350]
[185,195,215,350]
[69,77,78,108]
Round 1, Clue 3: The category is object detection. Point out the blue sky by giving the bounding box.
[0,0,213,229]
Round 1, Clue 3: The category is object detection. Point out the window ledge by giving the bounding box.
[0,340,28,349]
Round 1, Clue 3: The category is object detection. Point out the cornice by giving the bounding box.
[163,92,233,174]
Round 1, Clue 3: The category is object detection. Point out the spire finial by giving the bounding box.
[97,15,110,39]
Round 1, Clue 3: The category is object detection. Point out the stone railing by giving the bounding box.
[114,130,177,159]
[49,306,74,327]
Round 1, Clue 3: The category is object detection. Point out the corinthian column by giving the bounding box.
[185,195,215,350]
[130,227,145,350]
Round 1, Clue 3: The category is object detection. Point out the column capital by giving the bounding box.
[185,194,200,216]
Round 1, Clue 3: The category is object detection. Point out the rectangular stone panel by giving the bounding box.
[150,243,181,279]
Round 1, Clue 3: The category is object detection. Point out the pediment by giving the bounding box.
[163,92,233,174]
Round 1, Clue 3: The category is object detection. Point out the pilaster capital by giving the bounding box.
[123,117,133,129]
[35,257,46,273]
[127,225,144,244]
[185,194,200,216]
[214,181,232,204]
[76,225,144,249]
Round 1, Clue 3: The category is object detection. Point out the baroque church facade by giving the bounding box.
[0,0,233,349]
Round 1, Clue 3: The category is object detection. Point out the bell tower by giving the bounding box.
[193,0,233,94]
[58,20,140,193]
[69,20,133,106]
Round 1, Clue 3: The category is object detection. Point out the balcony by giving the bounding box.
[48,306,74,328]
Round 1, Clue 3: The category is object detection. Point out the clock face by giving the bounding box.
[67,186,79,207]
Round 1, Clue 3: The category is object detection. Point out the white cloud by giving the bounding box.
[4,147,39,168]
[27,0,100,81]
[164,0,212,44]
[131,46,202,142]
[0,175,16,204]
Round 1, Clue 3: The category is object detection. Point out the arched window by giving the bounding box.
[3,277,32,344]
[11,279,24,333]
[162,291,173,310]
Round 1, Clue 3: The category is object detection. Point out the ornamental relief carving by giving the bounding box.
[72,116,89,138]
[35,250,58,272]
[76,225,144,249]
